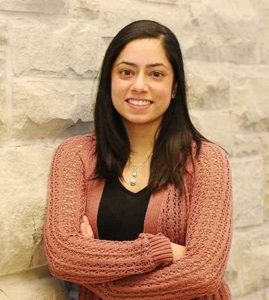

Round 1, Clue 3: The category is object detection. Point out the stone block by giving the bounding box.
[260,31,269,64]
[226,223,269,297]
[0,19,7,44]
[99,37,112,67]
[231,155,264,228]
[0,145,55,275]
[252,0,269,64]
[182,0,259,64]
[225,261,241,298]
[265,194,269,222]
[0,50,6,76]
[59,120,94,140]
[135,0,177,3]
[260,133,269,221]
[0,267,67,299]
[190,110,233,152]
[0,76,5,140]
[0,0,66,14]
[69,0,100,18]
[242,244,269,294]
[231,76,269,132]
[11,79,95,139]
[99,0,185,38]
[99,0,258,64]
[234,288,269,300]
[185,61,230,110]
[0,20,6,140]
[232,133,263,157]
[10,18,99,77]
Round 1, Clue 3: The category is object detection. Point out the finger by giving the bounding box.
[82,216,94,238]
[81,217,94,238]
[81,222,92,238]
[80,222,87,236]
[85,223,94,238]
[83,215,90,224]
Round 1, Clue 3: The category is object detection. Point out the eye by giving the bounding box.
[119,69,134,77]
[150,71,164,78]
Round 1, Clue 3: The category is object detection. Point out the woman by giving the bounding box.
[44,20,232,299]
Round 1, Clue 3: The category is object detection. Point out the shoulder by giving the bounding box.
[199,141,228,160]
[57,132,96,151]
[54,132,96,159]
[190,140,230,172]
[50,132,97,179]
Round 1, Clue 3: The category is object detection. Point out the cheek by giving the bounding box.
[111,81,121,109]
[155,85,173,102]
[111,76,118,98]
[111,78,128,100]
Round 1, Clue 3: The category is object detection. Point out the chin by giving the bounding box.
[123,117,162,127]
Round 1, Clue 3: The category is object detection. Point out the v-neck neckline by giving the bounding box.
[86,178,167,239]
[117,177,149,196]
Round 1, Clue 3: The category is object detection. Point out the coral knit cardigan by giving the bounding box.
[44,132,233,300]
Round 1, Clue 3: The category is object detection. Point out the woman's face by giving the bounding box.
[111,38,175,129]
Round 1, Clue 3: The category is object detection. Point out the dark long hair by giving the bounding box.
[94,20,206,193]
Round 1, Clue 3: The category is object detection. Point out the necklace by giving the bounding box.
[128,152,153,186]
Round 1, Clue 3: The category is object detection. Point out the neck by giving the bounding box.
[124,122,160,161]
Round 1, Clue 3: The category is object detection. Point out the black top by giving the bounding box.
[97,178,151,241]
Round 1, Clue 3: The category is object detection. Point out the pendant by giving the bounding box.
[130,168,137,186]
[130,178,136,186]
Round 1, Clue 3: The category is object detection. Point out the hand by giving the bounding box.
[80,215,94,239]
[170,242,186,262]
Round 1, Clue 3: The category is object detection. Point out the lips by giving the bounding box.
[125,98,153,106]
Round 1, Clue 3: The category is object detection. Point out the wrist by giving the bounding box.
[145,233,174,267]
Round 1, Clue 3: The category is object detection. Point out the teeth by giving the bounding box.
[127,99,151,106]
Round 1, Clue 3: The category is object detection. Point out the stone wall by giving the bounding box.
[0,0,268,299]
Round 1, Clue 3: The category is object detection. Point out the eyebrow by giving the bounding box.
[115,61,169,69]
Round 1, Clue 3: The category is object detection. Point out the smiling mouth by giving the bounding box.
[126,98,153,106]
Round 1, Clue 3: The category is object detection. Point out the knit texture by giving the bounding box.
[44,132,233,300]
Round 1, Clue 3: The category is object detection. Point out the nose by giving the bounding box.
[131,73,148,93]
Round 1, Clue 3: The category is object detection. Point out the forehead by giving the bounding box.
[114,38,171,66]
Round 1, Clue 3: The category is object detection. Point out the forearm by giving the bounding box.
[44,136,174,285]
[86,238,231,300]
[45,223,173,284]
[83,144,233,299]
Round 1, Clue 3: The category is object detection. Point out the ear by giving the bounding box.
[172,82,177,99]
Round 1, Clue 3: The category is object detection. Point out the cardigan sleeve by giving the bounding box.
[44,135,173,286]
[87,143,233,299]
